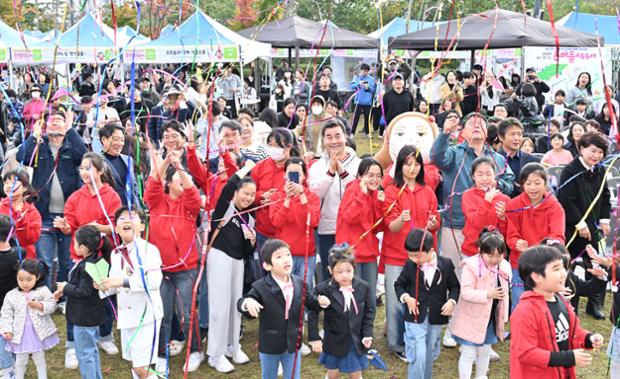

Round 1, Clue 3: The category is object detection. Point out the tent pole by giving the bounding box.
[470,49,475,70]
[238,48,245,115]
[295,44,300,70]
[520,47,526,78]
[288,47,292,67]
[7,58,14,90]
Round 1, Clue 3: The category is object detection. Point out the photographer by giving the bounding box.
[349,63,376,137]
[516,67,550,110]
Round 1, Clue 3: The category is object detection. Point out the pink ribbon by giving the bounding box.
[339,287,358,315]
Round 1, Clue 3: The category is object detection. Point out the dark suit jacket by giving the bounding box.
[237,273,319,355]
[499,149,540,197]
[63,254,107,327]
[308,277,375,357]
[394,256,460,325]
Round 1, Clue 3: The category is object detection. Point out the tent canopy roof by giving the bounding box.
[389,9,602,50]
[557,12,620,46]
[54,13,116,48]
[0,19,40,48]
[239,15,379,49]
[369,17,436,46]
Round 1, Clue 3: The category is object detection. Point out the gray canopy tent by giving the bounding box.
[239,16,379,67]
[388,9,602,69]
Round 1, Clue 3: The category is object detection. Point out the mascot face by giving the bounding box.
[374,112,438,169]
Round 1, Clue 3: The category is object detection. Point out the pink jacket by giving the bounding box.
[450,255,511,345]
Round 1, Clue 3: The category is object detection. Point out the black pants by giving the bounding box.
[226,98,237,119]
[351,104,372,135]
[371,106,384,135]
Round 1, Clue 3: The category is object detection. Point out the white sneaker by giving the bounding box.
[278,362,283,377]
[155,358,168,376]
[0,367,16,379]
[300,343,311,356]
[64,348,78,369]
[169,339,185,357]
[208,354,235,373]
[185,351,204,372]
[98,340,119,355]
[225,345,250,364]
[442,330,457,348]
[489,347,500,362]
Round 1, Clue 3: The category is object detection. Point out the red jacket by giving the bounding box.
[461,187,510,256]
[335,179,384,263]
[186,145,238,211]
[251,158,286,237]
[0,199,41,259]
[510,291,591,379]
[64,184,122,260]
[381,163,441,191]
[144,177,201,272]
[269,188,320,256]
[381,183,439,267]
[506,192,566,268]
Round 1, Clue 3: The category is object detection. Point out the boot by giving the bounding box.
[586,290,605,320]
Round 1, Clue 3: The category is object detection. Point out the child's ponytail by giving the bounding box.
[75,225,113,261]
[477,226,507,256]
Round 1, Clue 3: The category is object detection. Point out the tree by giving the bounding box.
[102,2,138,30]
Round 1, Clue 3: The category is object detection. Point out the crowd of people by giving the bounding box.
[0,55,618,379]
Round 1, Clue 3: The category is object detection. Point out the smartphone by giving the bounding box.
[288,171,300,184]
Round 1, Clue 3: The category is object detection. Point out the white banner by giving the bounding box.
[123,44,240,63]
[11,47,116,64]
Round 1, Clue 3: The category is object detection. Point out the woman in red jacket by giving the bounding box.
[506,163,565,311]
[461,157,510,257]
[382,145,440,357]
[53,152,122,358]
[335,157,384,309]
[269,157,320,289]
[0,169,41,259]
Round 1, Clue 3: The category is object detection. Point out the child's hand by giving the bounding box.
[53,289,63,301]
[573,349,592,367]
[28,300,43,311]
[587,267,608,280]
[362,337,373,349]
[309,340,323,353]
[587,246,613,267]
[515,239,528,252]
[426,215,438,231]
[560,286,575,300]
[100,277,123,291]
[590,334,604,349]
[56,282,66,292]
[441,300,455,316]
[3,332,12,341]
[487,287,505,300]
[401,209,411,222]
[317,295,330,308]
[243,298,263,318]
[495,201,506,220]
[484,188,499,203]
[404,295,419,316]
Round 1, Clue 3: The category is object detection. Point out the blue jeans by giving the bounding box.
[199,268,209,330]
[292,255,316,292]
[511,268,525,312]
[74,325,103,379]
[317,234,335,281]
[356,262,378,311]
[158,269,199,357]
[36,213,72,289]
[385,264,405,353]
[66,299,115,346]
[0,337,14,369]
[404,317,443,379]
[259,351,301,379]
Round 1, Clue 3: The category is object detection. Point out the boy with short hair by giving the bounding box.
[394,229,460,379]
[237,239,321,379]
[510,245,604,379]
[99,206,163,379]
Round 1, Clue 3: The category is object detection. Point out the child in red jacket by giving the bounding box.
[510,245,603,379]
[461,157,509,257]
[336,157,385,309]
[269,157,320,289]
[0,169,42,259]
[506,163,565,310]
[382,145,439,357]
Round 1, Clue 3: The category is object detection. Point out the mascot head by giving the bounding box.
[374,112,438,169]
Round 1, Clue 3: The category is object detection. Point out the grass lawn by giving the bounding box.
[24,134,616,378]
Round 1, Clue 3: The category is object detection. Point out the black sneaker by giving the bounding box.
[394,351,408,362]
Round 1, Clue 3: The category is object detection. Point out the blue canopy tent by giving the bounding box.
[128,10,270,64]
[12,13,118,64]
[556,12,620,45]
[0,19,39,62]
[368,17,436,47]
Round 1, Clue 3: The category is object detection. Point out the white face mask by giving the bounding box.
[266,145,285,162]
[312,106,323,116]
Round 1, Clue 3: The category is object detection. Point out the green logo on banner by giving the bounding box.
[223,47,238,60]
[0,50,5,60]
[32,50,42,61]
[146,49,155,60]
[104,50,113,60]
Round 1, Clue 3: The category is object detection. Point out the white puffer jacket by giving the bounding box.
[0,286,57,344]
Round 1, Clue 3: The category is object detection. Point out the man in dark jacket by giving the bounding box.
[497,117,540,197]
[16,111,87,285]
[517,68,550,111]
[148,87,190,147]
[383,73,414,125]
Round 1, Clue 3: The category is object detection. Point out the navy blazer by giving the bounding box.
[16,127,87,219]
[308,277,375,357]
[237,273,319,355]
[103,153,140,207]
[394,256,460,325]
[499,149,540,197]
[63,254,107,327]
